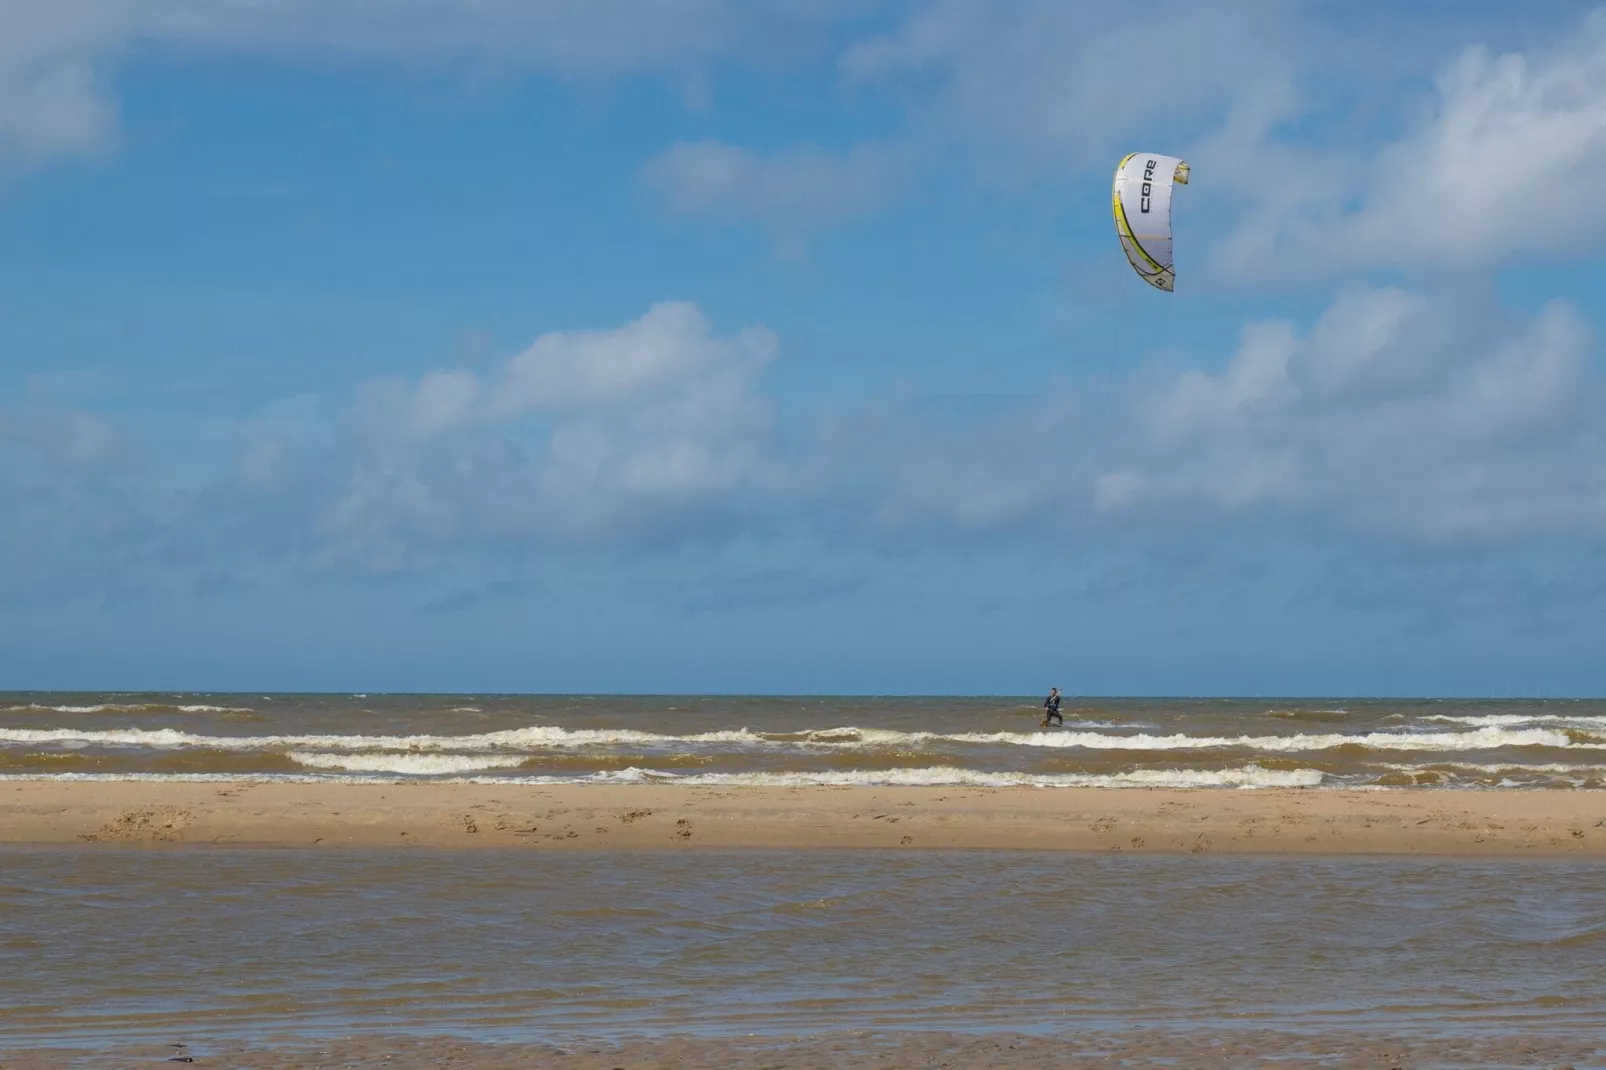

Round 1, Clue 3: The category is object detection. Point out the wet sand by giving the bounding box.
[4,781,1604,853]
[6,1030,1602,1069]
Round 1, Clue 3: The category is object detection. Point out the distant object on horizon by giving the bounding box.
[1112,153,1189,292]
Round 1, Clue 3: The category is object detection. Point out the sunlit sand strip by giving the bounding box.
[1,780,1603,854]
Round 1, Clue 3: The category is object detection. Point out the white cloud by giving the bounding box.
[1095,289,1605,541]
[1221,9,1606,276]
[0,0,127,170]
[643,139,905,253]
[785,283,1606,547]
[494,300,776,414]
[0,400,127,474]
[829,2,1606,279]
[408,370,480,437]
[0,0,876,172]
[10,0,1595,282]
[296,301,781,566]
[1145,321,1301,446]
[840,0,1304,179]
[1344,12,1606,265]
[374,300,778,434]
[285,284,1606,564]
[9,282,1606,582]
[511,303,779,507]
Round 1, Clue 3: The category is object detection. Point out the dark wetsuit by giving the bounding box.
[1043,693,1063,726]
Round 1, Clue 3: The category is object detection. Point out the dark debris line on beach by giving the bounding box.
[3,1033,1601,1069]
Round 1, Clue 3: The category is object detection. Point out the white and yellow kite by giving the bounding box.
[1112,153,1189,292]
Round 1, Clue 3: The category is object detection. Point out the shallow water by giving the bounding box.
[3,693,1606,789]
[4,848,1604,1047]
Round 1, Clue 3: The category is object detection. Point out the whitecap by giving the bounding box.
[290,752,527,776]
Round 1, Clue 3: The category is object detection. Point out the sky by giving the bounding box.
[3,0,1606,696]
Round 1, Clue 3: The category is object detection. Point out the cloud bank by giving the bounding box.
[244,302,783,570]
[1220,8,1606,278]
[20,281,1561,583]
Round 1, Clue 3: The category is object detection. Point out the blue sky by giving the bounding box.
[3,0,1606,695]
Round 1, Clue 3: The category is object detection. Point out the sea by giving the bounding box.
[2,692,1605,789]
[4,694,1605,1059]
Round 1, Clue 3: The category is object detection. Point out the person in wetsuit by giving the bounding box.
[1041,687,1063,727]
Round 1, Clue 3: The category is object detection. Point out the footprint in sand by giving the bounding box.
[496,818,540,836]
[674,819,693,840]
[80,808,193,843]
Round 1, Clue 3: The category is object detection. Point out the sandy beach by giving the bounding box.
[5,780,1604,853]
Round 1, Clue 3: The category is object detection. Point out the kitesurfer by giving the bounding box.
[1041,687,1063,727]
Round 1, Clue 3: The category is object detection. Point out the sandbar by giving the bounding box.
[3,781,1604,854]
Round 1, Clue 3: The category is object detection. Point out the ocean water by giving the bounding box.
[2,693,1605,789]
[3,849,1604,1047]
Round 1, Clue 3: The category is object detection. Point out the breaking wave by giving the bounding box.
[290,752,529,776]
[0,764,1321,789]
[0,723,1593,755]
[569,764,1323,789]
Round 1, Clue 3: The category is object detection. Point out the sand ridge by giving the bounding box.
[3,781,1605,854]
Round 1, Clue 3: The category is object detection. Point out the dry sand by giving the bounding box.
[3,780,1604,853]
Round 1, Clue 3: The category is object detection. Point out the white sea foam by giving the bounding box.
[290,752,528,775]
[1423,714,1545,726]
[3,703,253,714]
[575,765,1324,789]
[0,725,772,751]
[1424,714,1606,731]
[0,764,1323,789]
[1380,761,1606,776]
[942,726,1588,752]
[0,723,1596,754]
[0,773,367,784]
[795,724,1119,743]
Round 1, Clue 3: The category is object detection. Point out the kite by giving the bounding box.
[1112,153,1189,291]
